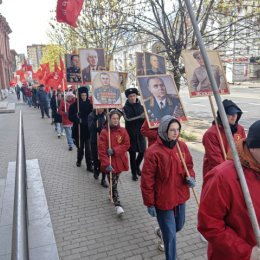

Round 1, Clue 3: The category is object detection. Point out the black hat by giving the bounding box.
[225,106,241,115]
[125,88,139,97]
[109,109,123,118]
[246,120,260,148]
[78,87,88,96]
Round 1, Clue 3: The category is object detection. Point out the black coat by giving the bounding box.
[69,99,93,142]
[123,99,146,152]
[50,96,62,123]
[88,111,106,145]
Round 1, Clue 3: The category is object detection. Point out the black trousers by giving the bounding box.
[40,103,49,118]
[77,137,92,167]
[129,150,144,177]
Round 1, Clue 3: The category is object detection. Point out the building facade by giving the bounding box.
[27,44,45,72]
[0,14,12,99]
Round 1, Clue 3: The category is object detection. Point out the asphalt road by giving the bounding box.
[179,85,260,131]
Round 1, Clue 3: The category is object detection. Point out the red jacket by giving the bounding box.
[140,119,157,147]
[141,136,195,210]
[98,126,130,174]
[198,160,259,260]
[58,99,74,126]
[202,124,246,178]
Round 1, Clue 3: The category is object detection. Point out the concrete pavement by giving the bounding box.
[0,93,207,260]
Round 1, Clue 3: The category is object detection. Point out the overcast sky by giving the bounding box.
[1,0,57,54]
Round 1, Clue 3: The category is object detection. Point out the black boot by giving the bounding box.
[76,161,81,167]
[136,168,142,176]
[132,173,138,181]
[101,173,108,188]
[87,164,93,172]
[93,168,99,179]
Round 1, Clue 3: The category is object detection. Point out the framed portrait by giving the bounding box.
[79,48,106,85]
[91,71,122,109]
[136,52,145,76]
[182,50,230,98]
[144,51,166,76]
[119,72,128,93]
[137,74,187,128]
[65,54,82,84]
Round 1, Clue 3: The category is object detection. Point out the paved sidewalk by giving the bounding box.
[0,94,207,260]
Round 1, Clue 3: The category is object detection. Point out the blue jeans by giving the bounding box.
[156,204,185,260]
[56,123,64,135]
[63,126,73,148]
[27,97,32,107]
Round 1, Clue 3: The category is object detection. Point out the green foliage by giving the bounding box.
[180,131,197,142]
[41,45,65,71]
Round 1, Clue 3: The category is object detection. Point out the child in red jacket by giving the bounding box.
[98,110,130,216]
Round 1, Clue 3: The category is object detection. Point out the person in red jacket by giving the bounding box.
[58,92,75,151]
[140,119,157,147]
[202,99,246,179]
[98,109,130,216]
[141,115,196,260]
[198,120,260,260]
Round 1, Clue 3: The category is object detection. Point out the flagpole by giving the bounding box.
[106,108,113,203]
[184,0,260,247]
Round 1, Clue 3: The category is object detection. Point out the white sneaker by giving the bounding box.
[57,134,61,138]
[61,132,65,136]
[115,206,124,216]
[154,227,165,252]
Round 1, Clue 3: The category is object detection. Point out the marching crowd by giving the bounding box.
[15,83,260,260]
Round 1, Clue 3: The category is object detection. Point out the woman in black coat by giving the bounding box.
[123,88,146,181]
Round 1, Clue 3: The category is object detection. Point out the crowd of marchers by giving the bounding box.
[15,83,260,260]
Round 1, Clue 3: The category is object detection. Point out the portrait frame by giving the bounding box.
[91,71,122,109]
[137,74,187,128]
[119,72,128,93]
[79,48,106,85]
[144,51,166,76]
[65,53,82,84]
[182,50,230,98]
[136,52,145,76]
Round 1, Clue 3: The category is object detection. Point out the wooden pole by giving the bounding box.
[208,96,227,159]
[107,108,113,203]
[176,142,200,206]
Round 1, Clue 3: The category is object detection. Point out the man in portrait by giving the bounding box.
[94,72,121,105]
[136,52,145,76]
[191,51,226,92]
[146,54,165,75]
[66,54,82,83]
[144,77,184,122]
[82,49,105,83]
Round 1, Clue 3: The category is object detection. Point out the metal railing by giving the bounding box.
[12,111,29,260]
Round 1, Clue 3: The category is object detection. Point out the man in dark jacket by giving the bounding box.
[123,88,146,181]
[37,85,50,118]
[88,109,108,187]
[69,87,93,172]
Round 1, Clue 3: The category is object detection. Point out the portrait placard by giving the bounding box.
[182,50,230,98]
[119,72,128,93]
[91,71,122,109]
[144,51,166,76]
[65,54,82,84]
[137,74,187,128]
[79,48,106,84]
[136,52,145,76]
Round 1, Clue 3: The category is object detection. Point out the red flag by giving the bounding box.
[56,0,84,28]
[16,69,25,81]
[9,77,17,87]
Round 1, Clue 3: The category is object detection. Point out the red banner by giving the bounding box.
[56,0,83,28]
